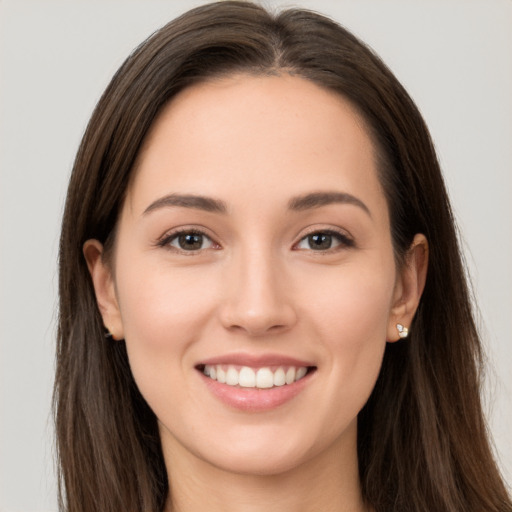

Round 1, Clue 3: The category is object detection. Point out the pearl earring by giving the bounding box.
[396,323,409,339]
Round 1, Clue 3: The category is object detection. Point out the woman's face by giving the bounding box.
[87,74,422,477]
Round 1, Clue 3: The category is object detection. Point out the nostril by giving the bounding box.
[225,318,295,337]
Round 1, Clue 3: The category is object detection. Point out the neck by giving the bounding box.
[162,421,367,512]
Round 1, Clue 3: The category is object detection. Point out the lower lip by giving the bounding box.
[199,370,315,412]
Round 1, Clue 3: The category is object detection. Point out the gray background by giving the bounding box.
[1,1,511,510]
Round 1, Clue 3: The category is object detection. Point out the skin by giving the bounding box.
[85,74,428,512]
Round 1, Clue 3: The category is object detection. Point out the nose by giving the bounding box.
[218,247,298,337]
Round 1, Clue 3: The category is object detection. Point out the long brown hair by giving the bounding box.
[55,2,511,511]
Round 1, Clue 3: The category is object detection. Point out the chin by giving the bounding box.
[201,444,311,477]
[186,420,351,478]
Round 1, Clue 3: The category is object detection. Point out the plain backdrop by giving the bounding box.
[1,1,511,510]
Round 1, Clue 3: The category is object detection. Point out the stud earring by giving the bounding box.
[104,330,113,339]
[396,323,409,339]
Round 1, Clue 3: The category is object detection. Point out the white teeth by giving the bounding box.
[202,364,310,388]
[226,366,239,386]
[239,367,256,387]
[256,368,274,388]
[273,367,286,386]
[216,367,226,383]
[295,367,307,381]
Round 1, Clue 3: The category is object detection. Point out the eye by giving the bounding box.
[164,230,215,252]
[295,230,353,251]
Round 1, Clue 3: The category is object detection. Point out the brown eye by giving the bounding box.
[168,231,214,251]
[295,230,353,251]
[307,233,333,250]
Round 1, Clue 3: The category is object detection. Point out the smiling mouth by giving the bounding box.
[197,364,316,389]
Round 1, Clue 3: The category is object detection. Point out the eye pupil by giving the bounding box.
[179,233,203,250]
[309,233,331,250]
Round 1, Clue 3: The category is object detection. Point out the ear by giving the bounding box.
[83,239,124,340]
[387,234,428,342]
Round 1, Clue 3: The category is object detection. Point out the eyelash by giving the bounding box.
[295,228,355,253]
[157,228,218,255]
[157,227,354,255]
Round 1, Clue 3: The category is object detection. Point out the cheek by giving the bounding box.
[300,258,395,343]
[113,259,223,399]
[117,262,219,343]
[298,260,394,405]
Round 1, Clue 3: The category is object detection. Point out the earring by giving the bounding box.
[396,323,409,339]
[104,330,113,339]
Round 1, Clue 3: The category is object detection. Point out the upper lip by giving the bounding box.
[196,352,315,368]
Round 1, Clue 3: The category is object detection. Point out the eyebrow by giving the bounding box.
[143,193,228,215]
[288,191,371,217]
[143,191,370,217]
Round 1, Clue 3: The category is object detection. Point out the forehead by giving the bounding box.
[127,73,384,215]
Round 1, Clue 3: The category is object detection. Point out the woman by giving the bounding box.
[54,1,512,511]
